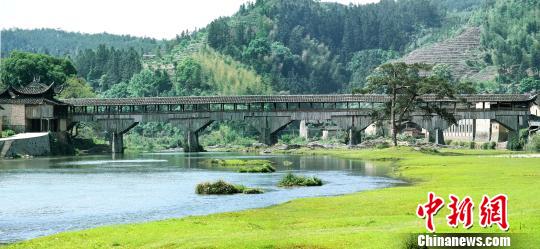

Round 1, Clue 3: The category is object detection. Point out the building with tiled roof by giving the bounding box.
[0,81,69,133]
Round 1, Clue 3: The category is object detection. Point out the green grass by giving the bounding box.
[203,159,276,173]
[238,164,276,173]
[4,147,540,248]
[278,173,323,187]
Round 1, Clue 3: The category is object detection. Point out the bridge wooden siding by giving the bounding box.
[63,94,538,153]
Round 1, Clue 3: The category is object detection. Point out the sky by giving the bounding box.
[0,0,379,39]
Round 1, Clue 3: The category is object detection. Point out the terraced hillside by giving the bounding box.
[400,27,491,80]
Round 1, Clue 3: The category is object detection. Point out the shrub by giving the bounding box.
[506,137,522,151]
[238,164,276,173]
[279,134,308,145]
[195,180,244,195]
[469,141,476,149]
[278,173,323,187]
[525,134,540,152]
[481,142,489,150]
[376,141,390,149]
[1,129,16,138]
[480,142,497,150]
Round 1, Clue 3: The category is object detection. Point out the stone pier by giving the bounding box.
[247,116,293,146]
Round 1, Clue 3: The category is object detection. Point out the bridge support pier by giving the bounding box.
[111,132,124,154]
[348,127,362,146]
[334,116,371,146]
[427,129,445,145]
[170,118,213,152]
[184,131,202,153]
[247,116,292,146]
[97,119,138,154]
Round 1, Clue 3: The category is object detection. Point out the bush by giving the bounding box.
[279,134,308,145]
[1,129,16,138]
[195,180,244,195]
[526,134,540,152]
[375,141,390,149]
[200,123,257,147]
[202,159,275,173]
[238,164,276,173]
[278,173,323,187]
[481,142,497,150]
[195,180,264,195]
[507,137,522,151]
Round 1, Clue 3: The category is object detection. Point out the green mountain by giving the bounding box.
[1,28,161,57]
[2,0,539,96]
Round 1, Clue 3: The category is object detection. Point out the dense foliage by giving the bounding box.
[0,51,76,86]
[481,0,540,92]
[206,0,443,93]
[278,173,323,187]
[73,45,143,92]
[1,28,160,57]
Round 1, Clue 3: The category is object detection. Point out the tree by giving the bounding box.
[58,77,97,99]
[347,49,400,90]
[174,57,207,95]
[127,69,171,97]
[361,62,458,146]
[0,51,76,86]
[519,77,540,93]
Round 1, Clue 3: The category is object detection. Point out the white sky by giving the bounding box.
[0,0,379,39]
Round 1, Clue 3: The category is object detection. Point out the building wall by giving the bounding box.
[0,104,26,132]
[26,105,54,119]
[531,104,539,116]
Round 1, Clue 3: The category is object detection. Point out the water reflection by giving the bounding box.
[0,152,400,243]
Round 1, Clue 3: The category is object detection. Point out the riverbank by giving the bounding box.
[4,147,540,248]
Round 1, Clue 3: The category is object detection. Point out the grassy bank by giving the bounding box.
[4,148,540,248]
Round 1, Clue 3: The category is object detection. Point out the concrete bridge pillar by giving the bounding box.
[348,127,362,146]
[97,119,138,154]
[299,120,309,139]
[246,116,292,146]
[333,115,371,146]
[427,129,445,145]
[111,132,124,154]
[170,118,213,152]
[184,131,201,153]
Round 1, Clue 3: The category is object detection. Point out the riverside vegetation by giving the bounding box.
[5,147,540,248]
[201,159,276,173]
[278,173,323,187]
[195,180,263,195]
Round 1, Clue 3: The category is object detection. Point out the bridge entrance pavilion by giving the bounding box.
[0,82,69,133]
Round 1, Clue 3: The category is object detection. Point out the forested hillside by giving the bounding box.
[1,28,160,57]
[2,0,539,97]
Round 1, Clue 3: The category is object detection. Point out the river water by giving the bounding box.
[0,152,400,243]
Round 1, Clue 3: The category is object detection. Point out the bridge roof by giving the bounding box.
[63,94,537,106]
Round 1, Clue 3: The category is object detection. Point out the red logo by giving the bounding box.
[446,194,474,229]
[416,192,445,232]
[416,193,508,232]
[479,194,509,231]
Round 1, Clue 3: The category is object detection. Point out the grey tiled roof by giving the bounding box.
[11,82,55,95]
[63,94,537,106]
[0,97,67,105]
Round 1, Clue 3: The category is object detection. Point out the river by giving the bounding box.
[0,152,400,243]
